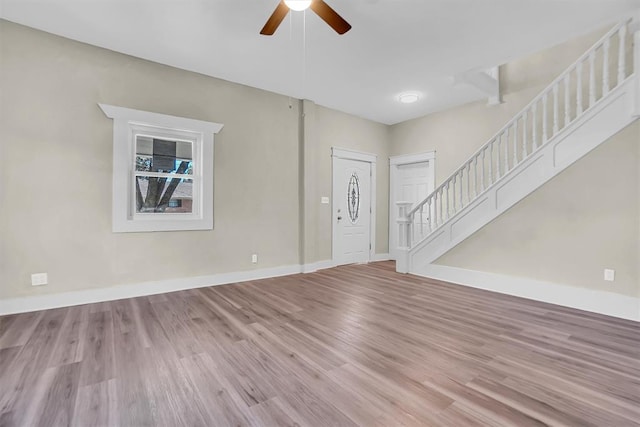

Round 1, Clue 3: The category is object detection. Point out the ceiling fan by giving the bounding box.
[260,0,352,35]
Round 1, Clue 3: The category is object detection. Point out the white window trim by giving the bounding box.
[99,104,223,232]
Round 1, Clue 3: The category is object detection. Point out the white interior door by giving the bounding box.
[390,160,433,259]
[333,158,371,266]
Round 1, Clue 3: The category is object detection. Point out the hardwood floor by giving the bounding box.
[1,261,639,426]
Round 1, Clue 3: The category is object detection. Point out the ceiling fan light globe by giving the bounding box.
[284,0,312,11]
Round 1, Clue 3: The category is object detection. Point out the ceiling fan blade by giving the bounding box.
[310,0,352,34]
[260,1,289,35]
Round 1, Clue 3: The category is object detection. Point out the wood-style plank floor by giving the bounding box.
[1,261,639,426]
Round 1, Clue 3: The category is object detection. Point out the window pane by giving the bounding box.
[135,136,193,174]
[135,176,193,213]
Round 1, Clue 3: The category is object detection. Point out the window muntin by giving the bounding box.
[133,135,195,215]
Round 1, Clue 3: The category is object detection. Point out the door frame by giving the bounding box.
[331,147,377,265]
[389,151,436,260]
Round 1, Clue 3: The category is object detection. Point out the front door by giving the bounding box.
[332,158,371,266]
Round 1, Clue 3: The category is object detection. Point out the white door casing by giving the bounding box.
[332,148,376,266]
[389,152,435,260]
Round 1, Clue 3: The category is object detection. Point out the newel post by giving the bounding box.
[396,201,413,273]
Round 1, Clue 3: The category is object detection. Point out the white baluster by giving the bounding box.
[451,176,456,215]
[542,93,548,143]
[603,38,610,95]
[474,156,479,196]
[445,183,450,219]
[532,103,538,150]
[481,149,486,191]
[488,143,493,187]
[553,84,559,135]
[496,136,501,179]
[588,51,596,107]
[427,198,432,233]
[459,170,464,209]
[419,205,424,238]
[466,162,471,204]
[433,192,438,227]
[564,74,571,126]
[513,121,518,165]
[503,130,509,173]
[522,112,528,159]
[577,62,584,115]
[439,188,443,224]
[618,24,627,85]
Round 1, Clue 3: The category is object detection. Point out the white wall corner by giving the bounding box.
[416,264,640,322]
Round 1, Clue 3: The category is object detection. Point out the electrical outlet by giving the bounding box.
[251,254,258,264]
[604,269,615,282]
[31,273,48,286]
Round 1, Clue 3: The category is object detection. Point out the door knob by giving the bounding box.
[337,216,343,220]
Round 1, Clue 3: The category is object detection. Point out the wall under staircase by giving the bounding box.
[395,19,640,320]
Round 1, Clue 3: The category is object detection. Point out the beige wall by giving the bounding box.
[299,101,389,264]
[0,21,388,299]
[0,20,388,298]
[0,20,301,298]
[436,123,640,298]
[390,25,639,298]
[313,104,390,261]
[2,19,636,302]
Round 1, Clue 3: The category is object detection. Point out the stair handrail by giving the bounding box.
[405,17,632,224]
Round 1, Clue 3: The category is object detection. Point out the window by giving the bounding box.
[99,104,223,232]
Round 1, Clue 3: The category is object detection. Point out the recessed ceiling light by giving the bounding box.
[398,92,420,104]
[284,0,312,11]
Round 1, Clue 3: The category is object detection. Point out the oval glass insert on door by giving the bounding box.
[347,172,360,223]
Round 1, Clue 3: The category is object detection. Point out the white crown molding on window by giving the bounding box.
[99,104,223,233]
[99,104,223,134]
[419,264,640,322]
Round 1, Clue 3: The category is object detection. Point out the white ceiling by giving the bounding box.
[2,0,639,124]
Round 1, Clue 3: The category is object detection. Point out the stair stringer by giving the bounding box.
[408,76,639,275]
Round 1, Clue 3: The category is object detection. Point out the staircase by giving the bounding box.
[396,18,639,275]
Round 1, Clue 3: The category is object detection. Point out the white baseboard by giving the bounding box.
[0,264,302,316]
[301,259,335,273]
[372,253,391,262]
[416,264,640,322]
[301,255,389,273]
[0,255,398,316]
